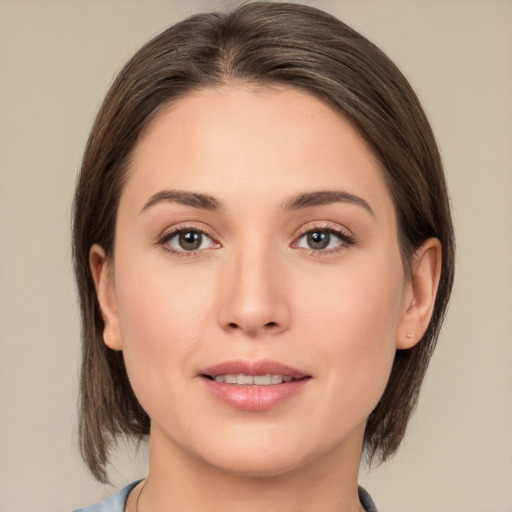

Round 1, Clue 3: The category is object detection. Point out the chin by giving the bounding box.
[208,452,308,479]
[196,432,320,479]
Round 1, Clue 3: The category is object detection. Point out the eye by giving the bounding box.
[162,228,218,254]
[294,227,354,252]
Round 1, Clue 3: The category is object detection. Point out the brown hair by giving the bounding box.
[73,1,455,483]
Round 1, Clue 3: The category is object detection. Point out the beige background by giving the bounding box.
[0,1,511,511]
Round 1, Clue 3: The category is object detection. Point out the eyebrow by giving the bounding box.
[141,190,221,213]
[282,190,374,215]
[140,188,373,216]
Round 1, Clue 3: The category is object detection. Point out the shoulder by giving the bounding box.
[71,481,142,512]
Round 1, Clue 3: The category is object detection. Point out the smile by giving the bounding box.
[211,374,296,385]
[200,359,311,411]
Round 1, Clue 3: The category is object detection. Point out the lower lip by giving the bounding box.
[201,377,310,411]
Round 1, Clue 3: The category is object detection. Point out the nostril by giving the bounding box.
[224,320,281,334]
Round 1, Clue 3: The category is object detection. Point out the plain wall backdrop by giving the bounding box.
[0,1,511,511]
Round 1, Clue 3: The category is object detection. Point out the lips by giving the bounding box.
[212,374,295,385]
[201,359,308,379]
[199,359,311,411]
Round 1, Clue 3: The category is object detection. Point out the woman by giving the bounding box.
[72,2,454,511]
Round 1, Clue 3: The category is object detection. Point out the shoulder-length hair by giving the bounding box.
[73,1,455,483]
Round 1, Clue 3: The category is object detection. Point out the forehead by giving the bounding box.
[123,85,394,218]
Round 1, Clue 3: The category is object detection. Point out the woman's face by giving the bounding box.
[95,85,415,477]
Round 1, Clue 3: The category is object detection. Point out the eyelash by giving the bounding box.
[292,222,356,256]
[157,222,355,257]
[158,223,220,257]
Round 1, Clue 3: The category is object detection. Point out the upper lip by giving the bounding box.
[200,359,309,379]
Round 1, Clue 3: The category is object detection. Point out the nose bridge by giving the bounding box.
[218,238,289,336]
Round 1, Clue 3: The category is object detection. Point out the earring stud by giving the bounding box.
[406,332,415,339]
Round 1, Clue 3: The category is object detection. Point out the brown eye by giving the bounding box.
[294,227,353,252]
[306,230,331,250]
[178,231,202,250]
[163,229,218,253]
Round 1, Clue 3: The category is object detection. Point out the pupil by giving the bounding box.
[307,231,330,250]
[179,231,201,250]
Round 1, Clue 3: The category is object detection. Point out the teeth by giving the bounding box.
[213,374,296,385]
[254,375,272,385]
[238,374,254,385]
[270,374,282,384]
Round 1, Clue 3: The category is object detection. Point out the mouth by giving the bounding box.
[203,374,306,385]
[199,359,311,411]
[200,359,310,383]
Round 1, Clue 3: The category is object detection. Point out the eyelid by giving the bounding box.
[291,221,356,253]
[157,222,221,255]
[294,221,354,239]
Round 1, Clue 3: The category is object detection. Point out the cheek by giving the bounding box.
[112,254,218,407]
[297,252,404,413]
[115,250,216,341]
[300,251,404,342]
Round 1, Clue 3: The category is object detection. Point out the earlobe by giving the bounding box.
[89,244,123,351]
[397,238,442,349]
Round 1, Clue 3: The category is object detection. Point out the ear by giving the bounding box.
[89,244,123,351]
[397,238,442,349]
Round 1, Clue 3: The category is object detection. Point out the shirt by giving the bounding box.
[72,481,378,511]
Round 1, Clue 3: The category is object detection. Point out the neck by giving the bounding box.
[132,424,365,512]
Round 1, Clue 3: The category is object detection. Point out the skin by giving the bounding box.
[91,85,441,512]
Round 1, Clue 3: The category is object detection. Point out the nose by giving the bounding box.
[217,246,290,337]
